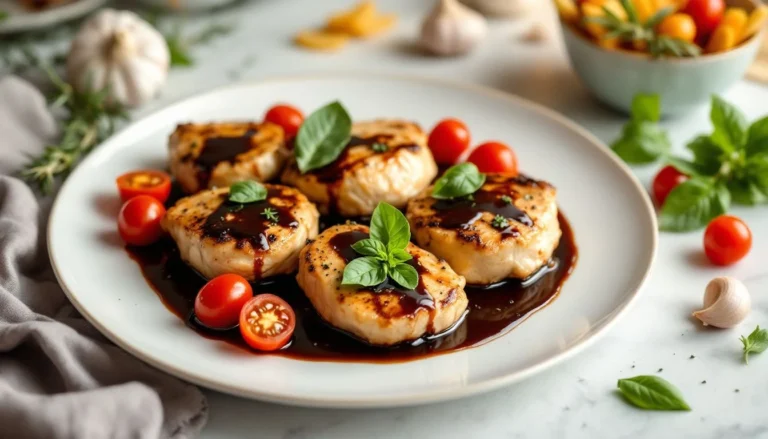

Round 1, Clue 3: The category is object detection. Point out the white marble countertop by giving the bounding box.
[108,0,768,437]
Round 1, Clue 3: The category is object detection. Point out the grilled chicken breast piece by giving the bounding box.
[297,224,468,346]
[406,174,561,285]
[281,120,438,217]
[169,122,290,194]
[161,184,319,281]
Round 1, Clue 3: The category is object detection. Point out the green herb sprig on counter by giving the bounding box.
[432,163,486,199]
[617,375,691,411]
[164,22,234,67]
[295,101,352,173]
[0,10,9,23]
[342,202,418,290]
[740,326,768,364]
[611,94,671,164]
[229,180,267,203]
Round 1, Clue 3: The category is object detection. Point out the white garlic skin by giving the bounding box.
[692,277,751,329]
[420,0,488,56]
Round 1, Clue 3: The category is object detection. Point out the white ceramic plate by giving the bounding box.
[0,0,105,34]
[49,73,657,408]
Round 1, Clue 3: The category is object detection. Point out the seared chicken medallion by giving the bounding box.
[162,184,319,281]
[297,224,468,346]
[281,120,438,217]
[406,174,561,285]
[169,122,290,194]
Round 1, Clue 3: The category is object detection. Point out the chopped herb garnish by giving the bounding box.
[261,207,279,223]
[500,195,513,205]
[491,215,509,229]
[371,142,388,153]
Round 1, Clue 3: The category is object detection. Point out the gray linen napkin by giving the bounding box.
[0,75,208,439]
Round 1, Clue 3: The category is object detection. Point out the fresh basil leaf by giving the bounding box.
[659,178,729,231]
[747,153,768,190]
[295,101,352,173]
[611,121,670,164]
[710,96,748,151]
[631,94,661,123]
[389,248,413,264]
[740,325,768,364]
[727,178,768,205]
[617,376,691,411]
[686,135,725,176]
[370,202,411,251]
[351,238,388,260]
[341,256,387,287]
[390,263,419,290]
[228,180,267,203]
[746,116,768,158]
[666,157,700,177]
[432,163,486,199]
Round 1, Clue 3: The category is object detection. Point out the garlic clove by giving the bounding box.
[420,0,488,56]
[692,276,751,329]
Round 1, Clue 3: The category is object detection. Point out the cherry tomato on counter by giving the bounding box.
[116,170,172,203]
[428,118,471,165]
[264,104,304,138]
[703,215,752,266]
[657,13,698,43]
[194,274,253,329]
[682,0,724,37]
[652,165,689,206]
[239,294,296,351]
[118,195,166,246]
[467,141,518,175]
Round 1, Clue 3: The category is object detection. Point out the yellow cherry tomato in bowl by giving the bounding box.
[657,13,698,43]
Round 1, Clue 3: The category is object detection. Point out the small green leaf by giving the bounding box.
[617,376,691,411]
[659,178,729,231]
[643,6,674,29]
[389,248,412,264]
[369,202,411,251]
[390,263,419,290]
[611,121,671,164]
[727,177,768,206]
[341,257,387,287]
[746,116,768,158]
[351,238,388,260]
[167,37,194,67]
[295,101,352,173]
[432,163,486,199]
[710,96,748,151]
[665,157,700,177]
[0,10,9,23]
[631,94,661,122]
[229,181,267,203]
[686,135,725,176]
[618,0,640,24]
[740,325,768,364]
[260,207,279,223]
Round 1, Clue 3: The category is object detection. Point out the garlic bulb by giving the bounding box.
[460,0,536,18]
[67,9,170,108]
[420,0,488,56]
[692,277,751,329]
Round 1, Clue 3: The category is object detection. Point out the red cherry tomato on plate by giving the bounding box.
[116,170,172,203]
[194,274,253,329]
[704,215,752,266]
[652,165,689,206]
[264,104,304,138]
[239,294,296,351]
[428,118,471,165]
[682,0,724,36]
[467,141,518,175]
[117,195,166,246]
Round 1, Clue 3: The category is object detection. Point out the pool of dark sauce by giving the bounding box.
[127,183,577,363]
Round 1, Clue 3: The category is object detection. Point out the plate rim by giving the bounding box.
[47,72,658,408]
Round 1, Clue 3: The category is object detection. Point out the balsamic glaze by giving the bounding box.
[193,130,257,186]
[432,189,533,237]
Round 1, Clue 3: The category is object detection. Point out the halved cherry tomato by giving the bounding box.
[657,13,697,43]
[652,165,689,206]
[117,195,166,246]
[116,170,172,203]
[428,118,471,165]
[239,294,296,351]
[195,274,253,329]
[467,141,518,175]
[682,0,724,37]
[704,215,752,266]
[264,104,304,138]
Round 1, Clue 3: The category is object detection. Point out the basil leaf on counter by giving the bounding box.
[631,93,661,123]
[432,163,486,199]
[740,325,768,364]
[229,180,267,203]
[665,157,701,177]
[659,178,729,232]
[617,376,691,411]
[341,257,387,287]
[389,263,418,290]
[370,202,411,251]
[710,95,748,152]
[685,135,725,176]
[746,116,768,158]
[351,239,388,259]
[611,121,671,164]
[295,101,352,173]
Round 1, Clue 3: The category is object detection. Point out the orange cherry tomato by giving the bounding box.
[428,118,471,165]
[704,215,752,266]
[657,13,698,43]
[117,195,166,246]
[116,170,172,203]
[239,294,295,351]
[195,274,253,329]
[652,165,689,206]
[467,141,519,175]
[264,104,304,138]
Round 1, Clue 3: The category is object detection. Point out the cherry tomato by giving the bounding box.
[467,141,518,175]
[239,294,296,351]
[194,274,253,329]
[264,104,304,138]
[428,118,471,165]
[657,13,697,43]
[682,0,724,36]
[704,215,752,266]
[652,165,689,206]
[117,195,166,246]
[116,170,172,203]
